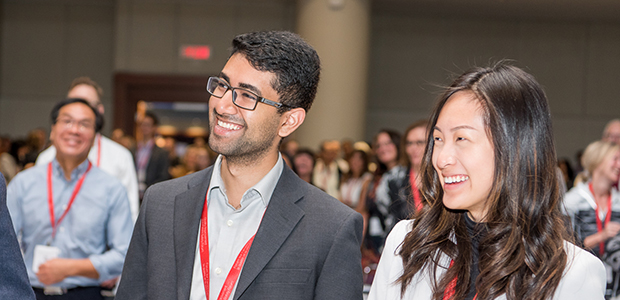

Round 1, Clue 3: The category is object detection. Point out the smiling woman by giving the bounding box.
[368,63,607,300]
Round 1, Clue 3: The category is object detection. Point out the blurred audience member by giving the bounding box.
[293,149,316,184]
[36,76,140,225]
[170,145,212,178]
[558,157,575,190]
[564,140,620,297]
[603,119,620,145]
[0,136,18,183]
[9,139,28,170]
[162,137,181,168]
[111,128,125,145]
[339,149,372,210]
[313,140,348,198]
[341,139,355,161]
[381,120,429,223]
[280,138,299,159]
[361,129,403,255]
[192,137,206,148]
[135,111,170,199]
[28,128,48,153]
[8,99,132,299]
[22,129,47,169]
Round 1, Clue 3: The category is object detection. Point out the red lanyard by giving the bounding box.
[200,190,258,300]
[409,169,423,212]
[589,183,612,256]
[96,134,101,167]
[443,260,477,300]
[47,161,92,238]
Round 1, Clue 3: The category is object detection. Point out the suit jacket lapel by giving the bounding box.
[174,167,212,300]
[233,166,306,300]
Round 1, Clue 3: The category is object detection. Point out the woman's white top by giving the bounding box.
[368,220,607,300]
[339,172,372,208]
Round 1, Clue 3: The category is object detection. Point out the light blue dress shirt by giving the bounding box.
[189,154,284,300]
[7,159,133,289]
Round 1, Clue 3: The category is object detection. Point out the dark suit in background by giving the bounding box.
[0,173,36,299]
[144,145,170,188]
[134,144,170,200]
[116,164,363,300]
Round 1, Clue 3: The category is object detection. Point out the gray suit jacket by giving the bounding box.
[116,163,364,300]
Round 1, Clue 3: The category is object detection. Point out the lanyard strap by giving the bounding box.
[47,161,92,239]
[409,169,423,212]
[96,134,101,167]
[200,189,258,300]
[444,260,477,300]
[589,183,612,256]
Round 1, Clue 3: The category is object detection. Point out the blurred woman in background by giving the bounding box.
[339,149,373,210]
[565,140,620,299]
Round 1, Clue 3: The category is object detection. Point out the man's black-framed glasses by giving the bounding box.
[206,77,291,111]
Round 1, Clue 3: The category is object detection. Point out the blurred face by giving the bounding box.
[321,142,340,164]
[184,147,198,169]
[604,121,620,145]
[294,153,314,176]
[406,126,426,170]
[140,116,157,139]
[208,53,284,160]
[348,152,365,176]
[50,102,97,161]
[594,149,620,184]
[196,148,211,170]
[432,91,495,221]
[68,84,103,114]
[375,132,398,167]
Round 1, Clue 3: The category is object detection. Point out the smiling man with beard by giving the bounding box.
[116,31,364,300]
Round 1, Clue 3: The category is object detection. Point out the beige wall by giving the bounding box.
[1,0,619,167]
[367,13,620,163]
[114,0,296,74]
[0,0,114,137]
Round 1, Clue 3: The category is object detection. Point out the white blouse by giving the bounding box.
[368,220,607,300]
[339,172,372,208]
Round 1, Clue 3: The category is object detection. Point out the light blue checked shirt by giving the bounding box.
[7,158,133,289]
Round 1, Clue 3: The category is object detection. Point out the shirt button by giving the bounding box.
[227,220,233,227]
[215,267,222,275]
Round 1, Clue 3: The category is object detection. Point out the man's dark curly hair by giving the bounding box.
[231,31,321,113]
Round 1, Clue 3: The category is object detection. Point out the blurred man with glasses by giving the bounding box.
[7,99,133,300]
[117,31,363,300]
[36,77,140,223]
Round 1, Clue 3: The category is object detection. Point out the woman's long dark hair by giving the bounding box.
[398,63,571,300]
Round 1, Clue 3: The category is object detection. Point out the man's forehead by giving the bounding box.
[68,84,100,105]
[609,122,620,132]
[222,54,276,83]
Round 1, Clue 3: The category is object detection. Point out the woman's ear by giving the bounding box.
[279,108,306,138]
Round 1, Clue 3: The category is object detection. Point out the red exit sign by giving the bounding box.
[180,45,211,60]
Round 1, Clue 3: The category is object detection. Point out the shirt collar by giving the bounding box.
[209,153,284,208]
[52,158,92,182]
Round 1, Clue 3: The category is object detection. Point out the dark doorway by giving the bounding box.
[113,73,210,137]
